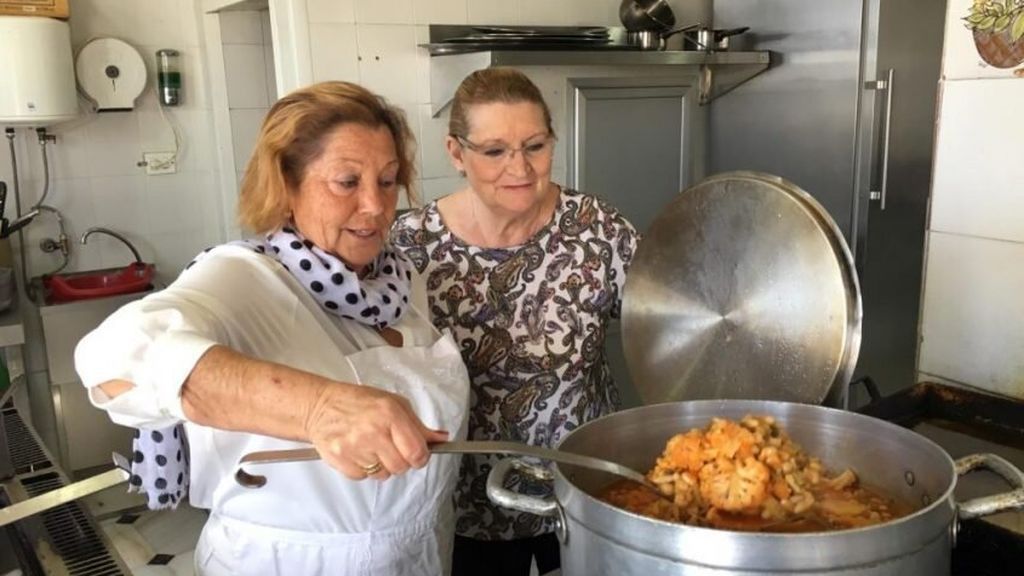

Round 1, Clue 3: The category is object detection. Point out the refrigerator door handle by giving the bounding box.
[868,68,894,210]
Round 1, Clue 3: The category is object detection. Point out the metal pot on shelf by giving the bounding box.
[486,400,1024,575]
[625,24,700,51]
[619,0,675,31]
[681,26,751,51]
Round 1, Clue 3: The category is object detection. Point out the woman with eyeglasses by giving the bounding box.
[391,67,639,576]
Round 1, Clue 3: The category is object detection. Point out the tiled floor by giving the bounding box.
[85,484,207,576]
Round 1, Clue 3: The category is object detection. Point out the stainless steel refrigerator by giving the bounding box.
[708,0,948,401]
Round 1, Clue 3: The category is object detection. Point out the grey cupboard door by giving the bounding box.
[567,77,704,408]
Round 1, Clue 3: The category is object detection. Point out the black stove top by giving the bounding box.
[855,381,1024,576]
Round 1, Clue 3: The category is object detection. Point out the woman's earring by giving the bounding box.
[458,169,466,178]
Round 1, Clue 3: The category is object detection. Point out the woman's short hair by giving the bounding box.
[448,67,554,139]
[238,81,417,234]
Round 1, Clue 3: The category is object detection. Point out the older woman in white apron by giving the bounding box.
[74,82,470,576]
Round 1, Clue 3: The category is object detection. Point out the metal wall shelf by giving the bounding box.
[426,49,772,116]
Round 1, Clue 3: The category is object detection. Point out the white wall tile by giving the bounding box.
[223,45,270,109]
[144,172,205,235]
[69,0,140,48]
[69,0,191,51]
[47,178,98,237]
[149,227,217,283]
[519,0,569,25]
[414,25,432,105]
[417,105,459,179]
[355,0,414,24]
[565,0,619,26]
[261,10,277,101]
[941,0,1024,80]
[229,108,268,170]
[414,0,468,24]
[308,0,356,23]
[467,0,520,25]
[129,0,191,48]
[309,23,360,83]
[261,9,274,45]
[392,101,424,176]
[179,0,202,47]
[173,109,217,175]
[194,171,226,238]
[264,41,278,102]
[219,10,264,44]
[137,108,180,159]
[180,46,210,110]
[21,126,93,182]
[86,175,149,243]
[419,175,463,205]
[356,25,421,104]
[930,78,1024,243]
[919,231,1024,399]
[85,113,144,178]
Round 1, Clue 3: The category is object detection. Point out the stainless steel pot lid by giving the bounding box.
[621,171,862,405]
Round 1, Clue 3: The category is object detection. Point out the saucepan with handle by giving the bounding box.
[625,23,701,51]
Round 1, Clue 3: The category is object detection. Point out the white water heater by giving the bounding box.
[0,16,78,127]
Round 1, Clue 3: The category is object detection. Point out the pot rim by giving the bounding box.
[554,399,959,539]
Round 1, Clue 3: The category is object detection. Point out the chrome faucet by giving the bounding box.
[81,227,143,264]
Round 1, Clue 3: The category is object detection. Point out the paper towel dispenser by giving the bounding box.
[75,38,147,112]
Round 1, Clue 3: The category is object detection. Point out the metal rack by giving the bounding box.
[423,25,773,115]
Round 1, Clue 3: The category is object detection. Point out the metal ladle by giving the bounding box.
[235,440,657,491]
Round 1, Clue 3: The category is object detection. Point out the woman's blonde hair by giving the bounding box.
[238,81,417,233]
[448,68,554,139]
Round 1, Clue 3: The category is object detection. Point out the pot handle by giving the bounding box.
[486,458,560,517]
[955,453,1024,520]
[486,458,570,544]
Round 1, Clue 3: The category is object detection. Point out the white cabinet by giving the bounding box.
[38,290,153,472]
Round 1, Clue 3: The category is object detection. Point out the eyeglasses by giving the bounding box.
[453,134,555,168]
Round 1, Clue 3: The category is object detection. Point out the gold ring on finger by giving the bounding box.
[360,461,383,475]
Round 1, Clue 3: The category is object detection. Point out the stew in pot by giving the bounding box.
[598,415,914,532]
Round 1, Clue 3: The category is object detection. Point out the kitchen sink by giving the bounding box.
[41,263,155,305]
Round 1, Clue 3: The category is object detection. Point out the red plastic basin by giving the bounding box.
[43,263,155,304]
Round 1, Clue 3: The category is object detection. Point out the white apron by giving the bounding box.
[194,328,470,576]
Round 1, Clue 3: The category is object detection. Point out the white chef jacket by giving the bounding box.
[75,245,470,575]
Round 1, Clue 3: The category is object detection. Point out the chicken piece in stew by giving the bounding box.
[598,415,914,532]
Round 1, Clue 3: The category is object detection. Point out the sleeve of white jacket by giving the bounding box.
[74,251,247,430]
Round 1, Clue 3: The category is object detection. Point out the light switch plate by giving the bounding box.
[143,151,177,175]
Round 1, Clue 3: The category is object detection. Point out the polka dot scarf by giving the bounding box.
[127,427,188,510]
[247,225,413,328]
[130,225,414,510]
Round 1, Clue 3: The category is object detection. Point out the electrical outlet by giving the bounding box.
[143,152,177,175]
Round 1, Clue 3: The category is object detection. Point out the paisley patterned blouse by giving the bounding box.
[391,188,639,540]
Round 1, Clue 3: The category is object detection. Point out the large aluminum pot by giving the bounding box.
[487,401,1024,575]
